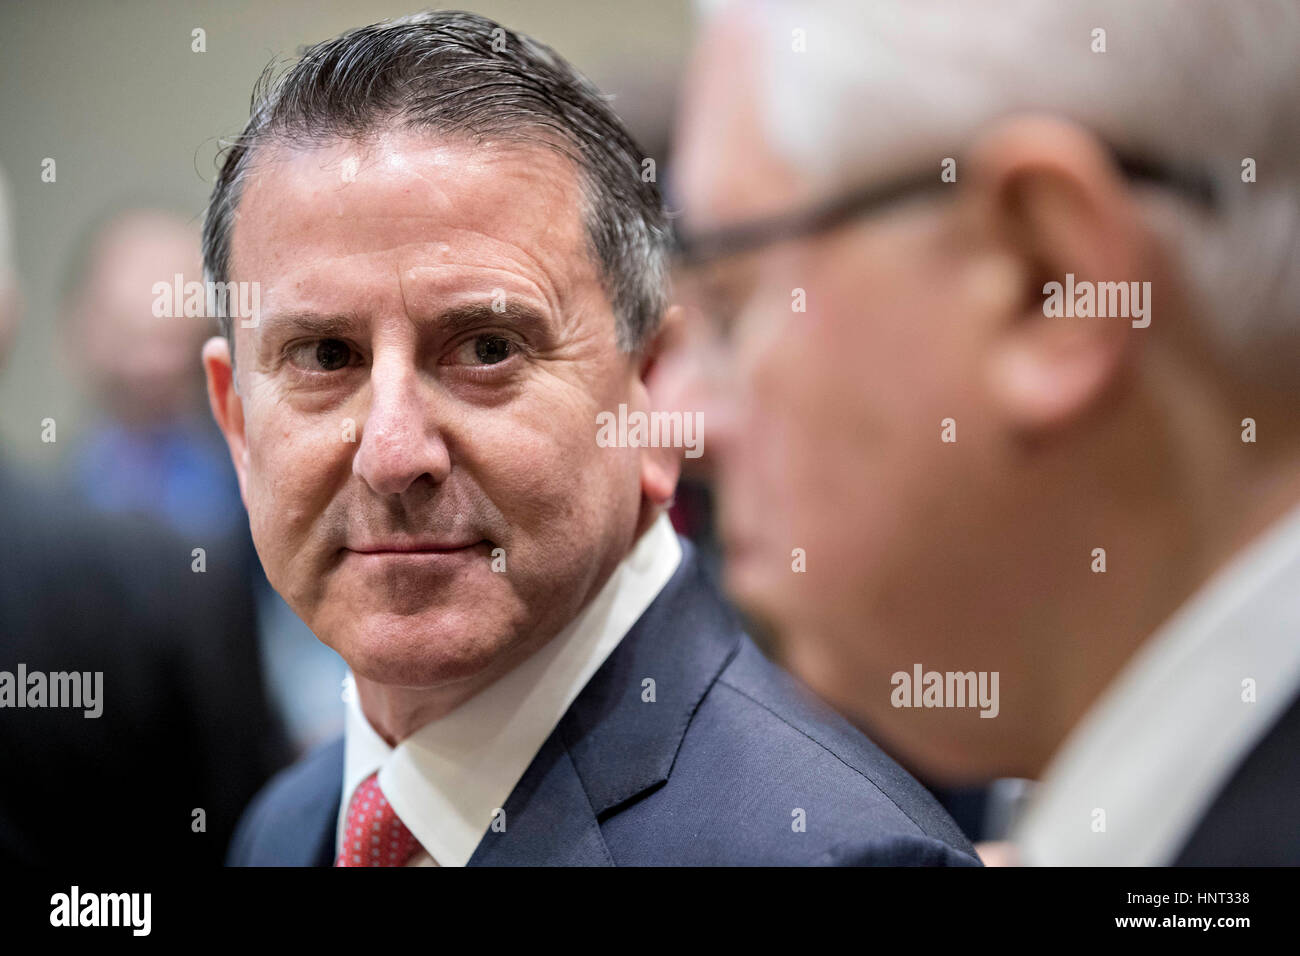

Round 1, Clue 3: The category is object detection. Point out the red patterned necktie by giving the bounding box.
[336,771,425,867]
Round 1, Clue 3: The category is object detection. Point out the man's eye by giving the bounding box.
[455,335,516,366]
[287,338,355,372]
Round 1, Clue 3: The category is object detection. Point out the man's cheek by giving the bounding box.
[486,446,574,534]
[475,405,589,487]
[246,430,329,547]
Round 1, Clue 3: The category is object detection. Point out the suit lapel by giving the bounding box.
[245,766,339,867]
[466,733,613,866]
[311,788,342,867]
[468,538,743,864]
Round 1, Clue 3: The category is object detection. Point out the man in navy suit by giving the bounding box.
[203,10,977,866]
[667,0,1300,864]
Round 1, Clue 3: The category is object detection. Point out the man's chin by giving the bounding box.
[328,610,513,690]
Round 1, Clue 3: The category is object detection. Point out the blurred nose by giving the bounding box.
[352,355,451,496]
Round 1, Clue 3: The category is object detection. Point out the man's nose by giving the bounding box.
[352,362,451,496]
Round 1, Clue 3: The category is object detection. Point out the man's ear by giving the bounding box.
[636,306,686,508]
[202,335,250,504]
[964,114,1150,434]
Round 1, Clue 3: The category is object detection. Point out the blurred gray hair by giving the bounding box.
[203,9,669,354]
[738,0,1300,381]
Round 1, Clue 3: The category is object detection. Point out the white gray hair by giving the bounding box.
[735,0,1300,381]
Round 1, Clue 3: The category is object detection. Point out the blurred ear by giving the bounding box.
[636,305,685,508]
[963,114,1150,433]
[202,335,249,504]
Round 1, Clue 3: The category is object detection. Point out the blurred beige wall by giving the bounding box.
[0,0,689,466]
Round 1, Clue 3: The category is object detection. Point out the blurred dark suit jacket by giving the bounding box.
[0,458,289,865]
[1172,687,1300,864]
[228,536,980,866]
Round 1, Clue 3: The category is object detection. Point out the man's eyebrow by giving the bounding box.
[257,311,365,339]
[256,302,552,339]
[433,301,551,338]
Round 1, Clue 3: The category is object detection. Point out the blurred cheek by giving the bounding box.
[742,298,868,608]
[737,241,961,619]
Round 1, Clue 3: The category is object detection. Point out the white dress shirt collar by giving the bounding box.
[1014,500,1300,865]
[339,512,682,866]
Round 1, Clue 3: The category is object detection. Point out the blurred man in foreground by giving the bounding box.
[205,11,977,866]
[670,0,1300,863]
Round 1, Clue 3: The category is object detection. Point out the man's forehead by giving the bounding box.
[230,132,590,271]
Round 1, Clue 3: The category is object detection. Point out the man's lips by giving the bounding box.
[343,539,487,555]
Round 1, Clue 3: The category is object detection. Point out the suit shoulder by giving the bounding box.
[227,736,343,866]
[673,637,977,861]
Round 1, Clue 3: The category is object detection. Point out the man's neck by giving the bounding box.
[353,629,558,746]
[1024,435,1300,778]
[863,404,1300,784]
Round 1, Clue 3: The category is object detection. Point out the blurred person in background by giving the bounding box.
[668,0,1300,864]
[0,165,290,866]
[61,209,244,540]
[59,208,347,753]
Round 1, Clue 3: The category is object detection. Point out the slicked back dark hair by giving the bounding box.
[202,9,669,352]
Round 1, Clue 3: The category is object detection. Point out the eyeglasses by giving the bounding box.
[672,149,1218,269]
[669,147,1218,356]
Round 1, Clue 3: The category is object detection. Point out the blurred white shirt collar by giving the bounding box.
[338,512,681,867]
[1014,500,1300,865]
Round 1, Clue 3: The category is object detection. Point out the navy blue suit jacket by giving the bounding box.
[228,537,980,866]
